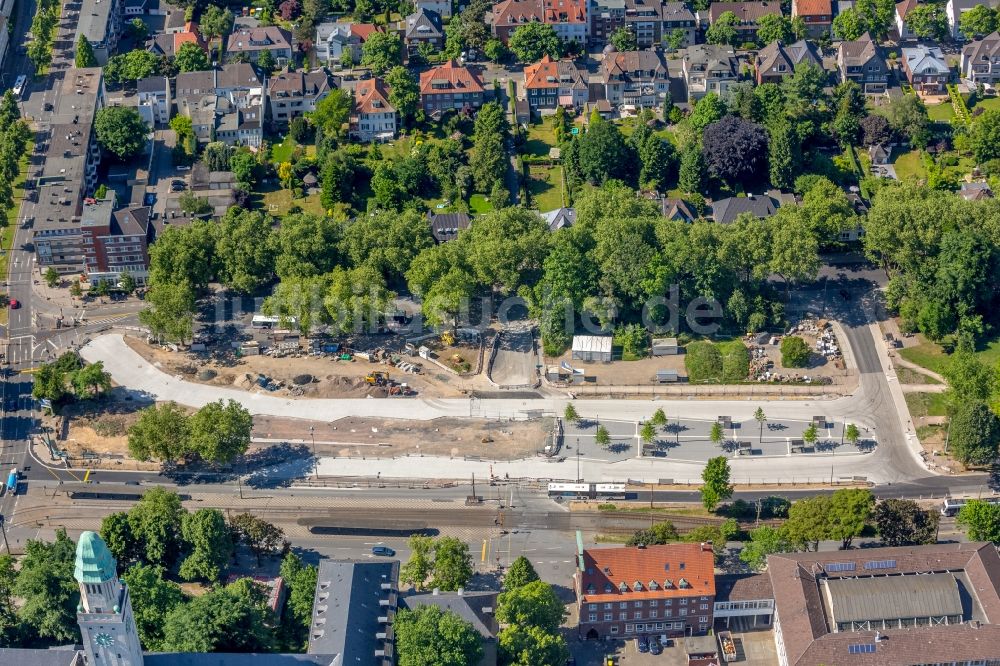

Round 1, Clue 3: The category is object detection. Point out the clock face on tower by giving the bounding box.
[96,632,116,648]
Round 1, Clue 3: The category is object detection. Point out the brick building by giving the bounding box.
[575,543,716,641]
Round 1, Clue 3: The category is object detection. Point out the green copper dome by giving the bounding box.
[74,531,117,584]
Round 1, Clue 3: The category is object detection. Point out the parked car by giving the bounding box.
[658,636,674,647]
[8,299,20,309]
[649,639,663,655]
[636,636,649,653]
[371,546,395,556]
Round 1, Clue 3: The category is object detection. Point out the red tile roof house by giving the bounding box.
[767,542,1000,665]
[791,0,832,37]
[707,1,783,44]
[419,60,486,116]
[490,0,589,46]
[523,54,589,113]
[575,543,716,641]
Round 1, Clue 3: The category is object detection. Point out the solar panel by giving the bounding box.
[863,559,897,570]
[825,562,856,572]
[848,644,876,654]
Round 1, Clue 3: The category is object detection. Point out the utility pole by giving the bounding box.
[576,443,581,482]
[0,516,9,554]
[310,425,317,480]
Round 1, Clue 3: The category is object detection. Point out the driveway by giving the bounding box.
[489,328,536,388]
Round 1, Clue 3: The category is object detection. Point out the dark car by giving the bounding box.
[371,546,395,556]
[649,639,662,655]
[636,636,649,653]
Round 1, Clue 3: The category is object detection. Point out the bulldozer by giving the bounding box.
[365,371,389,386]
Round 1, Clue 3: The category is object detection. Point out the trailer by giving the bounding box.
[6,468,17,495]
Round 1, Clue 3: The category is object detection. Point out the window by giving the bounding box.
[650,610,658,618]
[589,613,597,622]
[604,613,613,621]
[700,604,709,610]
[625,624,634,633]
[699,616,708,623]
[604,603,612,610]
[634,611,642,619]
[649,600,658,607]
[634,601,643,608]
[665,599,672,606]
[620,602,628,609]
[610,626,619,634]
[589,604,597,611]
[680,599,687,606]
[680,609,688,616]
[620,612,628,621]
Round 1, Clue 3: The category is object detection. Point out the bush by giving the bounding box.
[685,340,749,383]
[614,323,649,360]
[780,336,811,368]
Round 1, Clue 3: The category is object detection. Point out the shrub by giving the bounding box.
[685,341,723,382]
[780,336,811,368]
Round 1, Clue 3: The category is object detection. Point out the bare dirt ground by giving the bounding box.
[542,350,687,385]
[42,399,161,470]
[254,415,551,460]
[125,337,472,398]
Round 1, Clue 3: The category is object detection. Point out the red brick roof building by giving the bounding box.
[491,0,589,44]
[419,60,485,115]
[575,543,716,641]
[791,0,832,36]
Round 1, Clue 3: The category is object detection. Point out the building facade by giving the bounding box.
[961,31,1000,87]
[837,32,888,94]
[601,49,673,108]
[419,60,485,115]
[226,26,293,65]
[791,0,832,36]
[523,54,589,112]
[491,0,588,44]
[755,39,821,84]
[575,544,716,640]
[351,79,398,142]
[682,43,738,100]
[136,76,170,126]
[902,44,950,94]
[77,0,124,64]
[707,2,783,43]
[268,69,332,127]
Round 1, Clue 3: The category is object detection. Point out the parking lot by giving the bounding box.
[562,415,876,465]
[568,630,778,666]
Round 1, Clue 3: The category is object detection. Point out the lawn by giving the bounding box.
[904,391,949,418]
[927,102,955,122]
[892,149,926,181]
[898,337,950,376]
[269,135,316,164]
[257,186,327,217]
[526,164,564,212]
[469,194,494,214]
[524,122,558,158]
[970,96,1000,112]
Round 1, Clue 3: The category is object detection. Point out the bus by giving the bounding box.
[5,468,17,495]
[11,75,26,100]
[251,314,296,330]
[941,496,1000,516]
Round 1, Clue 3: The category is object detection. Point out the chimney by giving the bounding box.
[702,542,713,553]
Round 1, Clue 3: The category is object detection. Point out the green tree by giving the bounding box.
[119,271,137,294]
[275,212,342,279]
[802,422,819,447]
[563,403,579,422]
[401,535,435,590]
[701,456,733,510]
[678,143,706,194]
[176,42,211,72]
[257,48,276,73]
[960,4,998,39]
[230,149,258,186]
[497,580,566,634]
[44,266,60,288]
[949,400,1000,466]
[229,513,285,566]
[609,26,637,52]
[323,265,395,335]
[828,488,874,549]
[422,267,476,331]
[504,556,540,591]
[970,109,1000,164]
[906,3,947,40]
[768,119,800,190]
[689,92,726,133]
[706,10,739,45]
[0,554,18,644]
[95,106,149,160]
[361,31,402,74]
[75,35,97,67]
[188,399,253,464]
[595,424,611,448]
[431,537,474,591]
[309,88,353,138]
[161,578,275,652]
[128,488,187,568]
[710,421,725,446]
[756,14,792,44]
[215,208,276,293]
[100,511,142,567]
[263,274,331,336]
[499,624,570,666]
[508,22,561,62]
[128,17,149,40]
[340,207,433,282]
[394,605,485,666]
[780,335,810,368]
[121,564,184,651]
[139,281,197,344]
[641,421,657,445]
[70,361,112,398]
[957,499,1000,543]
[769,209,821,298]
[754,407,767,441]
[14,530,79,644]
[888,93,931,148]
[484,38,507,62]
[651,408,668,426]
[200,5,235,39]
[180,509,233,582]
[578,113,633,185]
[386,65,420,127]
[739,525,792,571]
[279,553,318,648]
[127,402,191,462]
[783,495,830,550]
[845,423,860,446]
[874,499,939,546]
[832,6,866,40]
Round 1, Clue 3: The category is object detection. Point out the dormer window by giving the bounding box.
[679,578,691,589]
[633,581,643,591]
[664,579,674,589]
[648,581,659,590]
[618,582,628,592]
[604,583,613,593]
[586,584,596,594]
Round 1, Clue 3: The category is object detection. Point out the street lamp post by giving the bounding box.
[0,515,9,554]
[310,425,317,480]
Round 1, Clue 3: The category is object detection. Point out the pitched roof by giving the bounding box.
[112,206,151,237]
[660,197,695,222]
[226,26,292,52]
[903,44,949,75]
[354,79,396,115]
[419,60,484,94]
[524,54,587,90]
[492,0,588,26]
[602,50,669,82]
[756,39,821,75]
[579,544,716,603]
[767,542,1000,666]
[793,0,831,16]
[711,191,788,224]
[401,591,498,638]
[962,31,1000,62]
[961,181,994,201]
[427,211,471,242]
[662,1,696,21]
[708,1,783,23]
[839,32,883,66]
[405,8,443,39]
[308,560,398,660]
[715,574,773,602]
[896,0,917,19]
[268,69,331,97]
[351,23,384,41]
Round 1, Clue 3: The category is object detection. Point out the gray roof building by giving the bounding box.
[77,0,123,64]
[428,211,472,242]
[401,590,499,666]
[755,39,821,83]
[404,8,443,43]
[710,191,794,224]
[307,560,398,665]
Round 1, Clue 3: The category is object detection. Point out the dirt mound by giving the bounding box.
[197,369,217,381]
[293,374,313,385]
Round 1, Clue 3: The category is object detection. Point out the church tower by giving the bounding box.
[74,531,144,666]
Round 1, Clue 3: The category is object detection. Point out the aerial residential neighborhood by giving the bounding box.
[2,0,1000,663]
